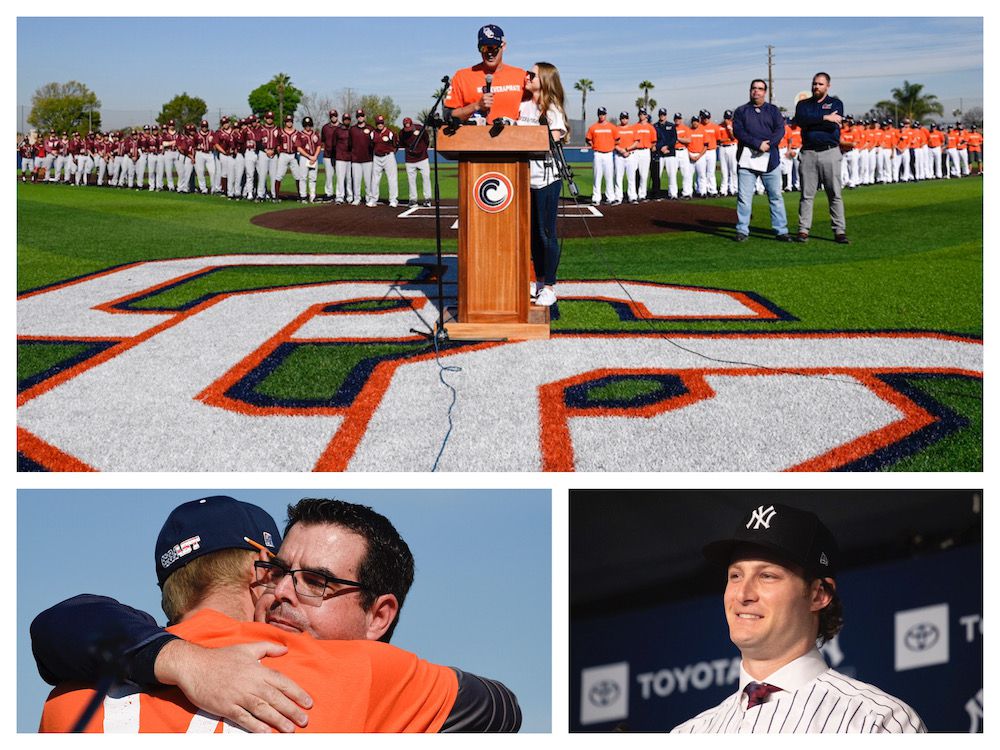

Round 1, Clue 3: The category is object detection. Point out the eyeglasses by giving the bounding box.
[254,560,364,606]
[479,44,501,55]
[525,71,537,81]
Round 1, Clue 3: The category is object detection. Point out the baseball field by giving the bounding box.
[16,168,983,471]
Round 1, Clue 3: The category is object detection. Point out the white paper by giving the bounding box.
[738,146,771,171]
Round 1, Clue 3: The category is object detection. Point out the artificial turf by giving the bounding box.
[16,173,982,470]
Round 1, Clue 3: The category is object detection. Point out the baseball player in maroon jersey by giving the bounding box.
[213,117,233,196]
[368,115,399,207]
[160,119,180,191]
[255,111,280,201]
[147,125,163,191]
[241,116,259,200]
[19,137,36,182]
[123,130,143,188]
[320,109,339,200]
[133,125,150,190]
[40,132,57,181]
[334,111,354,204]
[296,116,322,202]
[194,120,217,194]
[229,121,247,199]
[94,132,110,186]
[66,132,85,186]
[399,116,432,206]
[112,132,129,187]
[55,131,73,183]
[273,114,300,201]
[349,109,375,205]
[175,124,195,192]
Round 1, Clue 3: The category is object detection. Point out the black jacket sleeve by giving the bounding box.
[30,594,178,688]
[440,667,522,732]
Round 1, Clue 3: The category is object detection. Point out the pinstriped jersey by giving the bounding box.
[671,650,926,734]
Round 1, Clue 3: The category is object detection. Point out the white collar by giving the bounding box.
[738,648,830,694]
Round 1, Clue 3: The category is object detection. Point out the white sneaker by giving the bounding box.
[535,286,557,306]
[529,281,538,298]
[389,201,398,208]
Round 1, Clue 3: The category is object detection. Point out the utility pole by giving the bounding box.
[767,45,774,104]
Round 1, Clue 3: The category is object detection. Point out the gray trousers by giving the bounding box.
[797,147,846,235]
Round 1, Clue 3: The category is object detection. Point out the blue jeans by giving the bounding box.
[735,165,787,236]
[531,179,562,286]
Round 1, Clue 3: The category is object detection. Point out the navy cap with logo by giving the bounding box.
[703,503,839,579]
[673,112,683,120]
[658,108,667,116]
[154,495,281,587]
[619,111,629,120]
[597,107,607,115]
[724,109,734,119]
[478,24,504,47]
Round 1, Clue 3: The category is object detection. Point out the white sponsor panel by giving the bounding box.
[581,662,630,725]
[894,603,950,671]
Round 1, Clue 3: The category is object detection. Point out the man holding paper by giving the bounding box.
[731,79,793,243]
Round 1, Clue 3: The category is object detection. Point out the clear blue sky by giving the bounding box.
[17,16,983,131]
[17,488,551,732]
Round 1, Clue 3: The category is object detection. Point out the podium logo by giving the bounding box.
[473,172,514,213]
[580,662,629,725]
[894,603,949,671]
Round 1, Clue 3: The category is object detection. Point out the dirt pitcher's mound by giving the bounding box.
[251,198,737,239]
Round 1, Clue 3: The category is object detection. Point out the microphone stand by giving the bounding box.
[409,76,451,344]
[540,114,579,196]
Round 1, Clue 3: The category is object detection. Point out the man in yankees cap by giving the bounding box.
[444,23,525,124]
[672,503,925,733]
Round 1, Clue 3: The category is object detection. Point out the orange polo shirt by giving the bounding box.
[444,63,526,123]
[686,124,706,155]
[586,120,619,152]
[700,121,719,149]
[634,121,657,149]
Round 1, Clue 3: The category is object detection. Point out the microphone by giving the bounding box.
[484,74,493,94]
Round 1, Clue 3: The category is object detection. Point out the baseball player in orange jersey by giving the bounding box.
[634,108,657,200]
[586,107,617,204]
[781,120,802,191]
[698,110,720,196]
[879,121,897,183]
[717,111,738,196]
[956,123,971,176]
[839,120,857,187]
[912,123,928,180]
[967,125,982,174]
[673,113,694,199]
[945,125,961,177]
[687,116,708,198]
[444,24,525,124]
[613,112,640,203]
[928,124,945,178]
[896,120,914,182]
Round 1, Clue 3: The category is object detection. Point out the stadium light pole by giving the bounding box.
[767,45,774,104]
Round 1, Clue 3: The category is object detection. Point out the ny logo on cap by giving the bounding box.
[746,504,777,530]
[820,552,829,566]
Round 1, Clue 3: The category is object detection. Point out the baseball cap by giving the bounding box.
[200,119,209,127]
[265,111,275,119]
[356,109,366,117]
[303,116,314,127]
[329,109,338,117]
[375,115,385,124]
[619,111,629,119]
[597,107,607,116]
[638,108,648,116]
[403,117,413,126]
[703,503,839,579]
[701,109,711,119]
[673,112,683,120]
[154,495,281,587]
[724,109,734,119]
[284,114,293,122]
[167,119,176,126]
[478,24,504,47]
[658,108,667,116]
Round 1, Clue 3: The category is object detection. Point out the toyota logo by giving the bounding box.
[904,622,940,651]
[473,172,514,213]
[588,679,621,707]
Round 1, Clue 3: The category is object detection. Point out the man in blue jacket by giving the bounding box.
[793,72,849,244]
[732,79,793,242]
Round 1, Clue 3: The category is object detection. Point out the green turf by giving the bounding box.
[253,342,427,402]
[17,173,982,471]
[18,341,99,387]
[884,376,983,472]
[583,377,665,404]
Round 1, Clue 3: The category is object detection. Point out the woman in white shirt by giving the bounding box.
[518,63,569,307]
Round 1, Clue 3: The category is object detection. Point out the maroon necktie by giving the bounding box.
[744,681,782,709]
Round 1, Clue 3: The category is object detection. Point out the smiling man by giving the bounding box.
[671,503,925,734]
[443,24,526,124]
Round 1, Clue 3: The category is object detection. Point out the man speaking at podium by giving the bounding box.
[444,24,526,124]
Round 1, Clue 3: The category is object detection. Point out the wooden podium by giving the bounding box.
[437,125,551,340]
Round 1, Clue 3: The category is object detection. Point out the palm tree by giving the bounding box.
[637,80,655,111]
[574,79,594,122]
[874,81,944,122]
[272,73,293,121]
